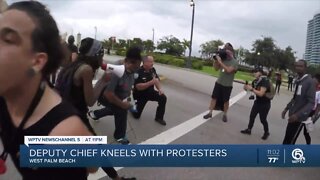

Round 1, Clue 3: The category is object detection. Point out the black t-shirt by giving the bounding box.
[288,75,294,83]
[252,77,271,103]
[0,98,87,180]
[133,66,159,97]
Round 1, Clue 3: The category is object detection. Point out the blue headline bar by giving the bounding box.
[20,145,320,167]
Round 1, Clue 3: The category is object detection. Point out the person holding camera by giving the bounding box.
[240,68,271,140]
[203,43,238,122]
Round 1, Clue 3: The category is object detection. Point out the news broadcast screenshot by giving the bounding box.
[0,0,320,180]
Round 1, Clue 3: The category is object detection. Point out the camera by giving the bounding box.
[245,80,255,100]
[213,49,228,61]
[249,95,255,100]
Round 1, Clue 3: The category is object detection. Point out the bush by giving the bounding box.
[154,53,177,65]
[203,60,213,66]
[168,58,185,67]
[153,53,201,69]
[155,55,169,64]
[192,61,203,70]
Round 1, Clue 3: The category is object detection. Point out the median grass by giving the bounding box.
[198,66,255,83]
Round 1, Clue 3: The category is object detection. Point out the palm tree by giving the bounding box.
[182,39,190,57]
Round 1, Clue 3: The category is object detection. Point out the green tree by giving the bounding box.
[157,35,185,56]
[274,46,295,71]
[244,37,276,68]
[307,64,320,76]
[244,37,296,71]
[143,39,154,53]
[252,37,276,68]
[131,38,143,49]
[199,39,224,59]
[118,39,127,49]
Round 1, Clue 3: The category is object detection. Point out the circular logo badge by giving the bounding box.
[292,148,304,161]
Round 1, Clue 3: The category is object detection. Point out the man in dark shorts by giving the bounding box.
[203,43,238,122]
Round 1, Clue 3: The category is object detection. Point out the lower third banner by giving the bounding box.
[19,145,320,167]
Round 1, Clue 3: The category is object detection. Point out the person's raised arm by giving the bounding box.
[81,65,108,106]
[216,56,237,74]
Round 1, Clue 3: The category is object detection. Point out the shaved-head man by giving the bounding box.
[131,55,167,125]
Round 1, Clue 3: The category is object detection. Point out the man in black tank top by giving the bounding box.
[0,2,93,179]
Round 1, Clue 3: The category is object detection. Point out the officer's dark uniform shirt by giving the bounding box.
[133,66,159,97]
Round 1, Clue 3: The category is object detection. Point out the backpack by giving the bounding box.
[265,79,275,100]
[55,62,83,101]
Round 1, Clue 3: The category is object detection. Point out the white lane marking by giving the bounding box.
[89,91,247,180]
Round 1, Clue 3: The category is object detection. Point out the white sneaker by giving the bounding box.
[87,111,99,121]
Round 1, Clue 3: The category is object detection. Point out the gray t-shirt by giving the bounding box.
[216,58,238,87]
[105,71,134,101]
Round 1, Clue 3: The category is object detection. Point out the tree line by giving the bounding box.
[102,35,318,72]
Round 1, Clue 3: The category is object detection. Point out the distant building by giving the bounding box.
[305,12,320,64]
[76,33,81,48]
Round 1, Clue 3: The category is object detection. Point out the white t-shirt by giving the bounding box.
[314,91,320,110]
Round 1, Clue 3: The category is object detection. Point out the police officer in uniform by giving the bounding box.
[131,55,167,125]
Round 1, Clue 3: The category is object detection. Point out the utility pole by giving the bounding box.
[187,0,195,69]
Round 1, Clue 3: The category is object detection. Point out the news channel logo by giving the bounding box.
[291,148,305,164]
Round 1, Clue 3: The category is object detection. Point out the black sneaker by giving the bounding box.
[240,129,251,135]
[203,113,212,119]
[116,137,130,145]
[261,132,270,140]
[121,177,136,180]
[155,118,166,126]
[222,115,228,122]
[87,110,99,121]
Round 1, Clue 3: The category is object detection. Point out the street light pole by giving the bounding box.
[187,0,195,69]
[152,28,155,44]
[94,26,97,39]
[152,28,155,51]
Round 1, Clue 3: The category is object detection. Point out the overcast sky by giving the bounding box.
[7,0,320,58]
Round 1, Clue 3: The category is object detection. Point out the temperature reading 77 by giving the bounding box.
[268,157,279,163]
